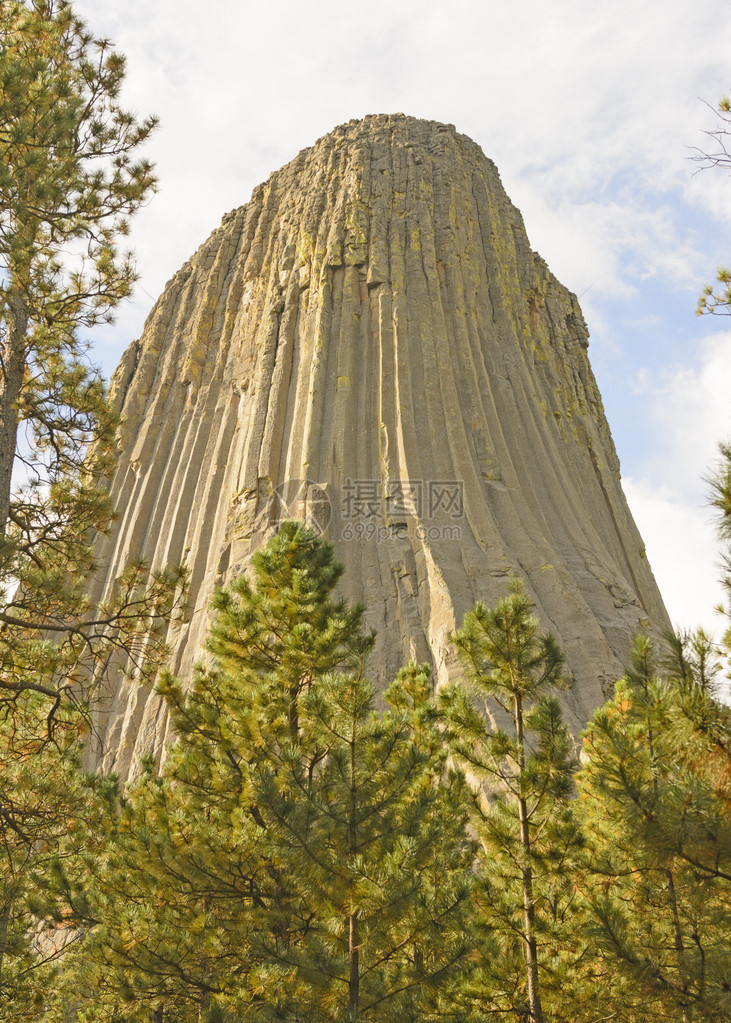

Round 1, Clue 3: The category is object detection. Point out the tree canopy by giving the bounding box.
[441,583,580,1023]
[0,0,183,727]
[0,5,183,1013]
[58,523,473,1023]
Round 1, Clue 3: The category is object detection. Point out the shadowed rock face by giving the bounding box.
[88,114,670,778]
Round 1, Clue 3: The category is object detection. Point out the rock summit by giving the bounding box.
[88,114,670,777]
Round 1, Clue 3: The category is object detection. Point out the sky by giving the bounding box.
[73,0,731,640]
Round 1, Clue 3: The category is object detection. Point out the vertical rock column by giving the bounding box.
[87,114,670,778]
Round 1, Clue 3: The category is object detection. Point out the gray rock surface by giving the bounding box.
[87,114,670,778]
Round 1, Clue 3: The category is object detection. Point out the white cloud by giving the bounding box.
[632,330,731,496]
[69,0,731,333]
[622,331,731,634]
[510,192,705,302]
[624,476,723,636]
[66,0,731,643]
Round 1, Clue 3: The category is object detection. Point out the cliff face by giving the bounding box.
[88,114,670,777]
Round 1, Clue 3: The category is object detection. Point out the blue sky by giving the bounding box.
[74,0,731,637]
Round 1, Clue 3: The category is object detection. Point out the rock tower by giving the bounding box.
[88,114,670,777]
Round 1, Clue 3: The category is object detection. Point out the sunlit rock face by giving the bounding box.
[87,114,670,778]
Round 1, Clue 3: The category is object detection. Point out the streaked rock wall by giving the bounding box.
[88,114,670,777]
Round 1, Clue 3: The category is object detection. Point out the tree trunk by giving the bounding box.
[288,688,299,741]
[0,292,28,535]
[348,712,359,1023]
[349,905,359,1023]
[666,868,692,1022]
[514,691,543,1023]
[0,897,9,998]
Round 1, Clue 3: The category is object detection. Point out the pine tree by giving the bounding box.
[0,0,184,823]
[0,5,183,1013]
[58,523,473,1023]
[54,521,370,1021]
[0,0,157,531]
[249,662,473,1023]
[441,582,581,1023]
[569,424,731,1022]
[0,0,180,724]
[0,693,116,1022]
[576,634,731,1022]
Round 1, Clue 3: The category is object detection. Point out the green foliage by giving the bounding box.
[0,0,157,525]
[693,95,731,315]
[0,0,174,711]
[704,440,731,688]
[59,523,473,1023]
[662,625,722,699]
[249,664,473,1023]
[0,0,183,743]
[30,554,729,1023]
[0,0,184,736]
[441,582,581,1023]
[576,634,731,1021]
[0,0,157,317]
[0,5,185,1016]
[0,694,116,1021]
[697,266,731,316]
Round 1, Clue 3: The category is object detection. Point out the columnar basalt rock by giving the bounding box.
[88,114,670,778]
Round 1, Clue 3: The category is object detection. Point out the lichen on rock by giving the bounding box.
[86,114,670,779]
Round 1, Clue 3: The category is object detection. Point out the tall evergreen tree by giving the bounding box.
[0,5,183,1014]
[576,634,731,1022]
[58,523,473,1023]
[0,0,179,724]
[55,522,371,1021]
[0,0,157,532]
[247,662,473,1023]
[0,694,116,1022]
[441,582,580,1023]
